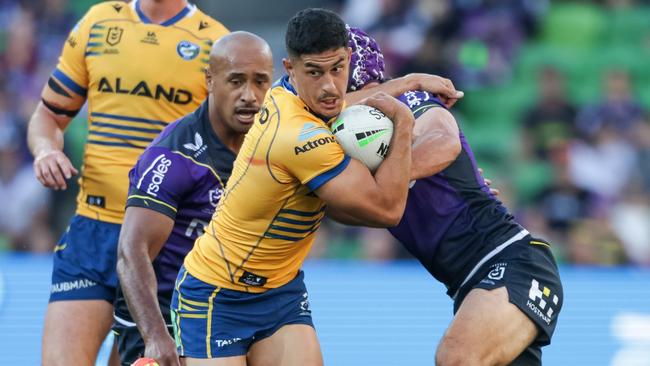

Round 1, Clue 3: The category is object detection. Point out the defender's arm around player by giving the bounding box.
[346,74,462,109]
[116,32,273,366]
[408,104,461,179]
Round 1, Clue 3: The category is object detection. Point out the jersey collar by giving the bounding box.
[273,75,297,95]
[134,0,194,27]
[196,99,229,154]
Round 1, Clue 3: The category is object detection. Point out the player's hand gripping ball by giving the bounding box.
[331,104,394,173]
[131,358,160,366]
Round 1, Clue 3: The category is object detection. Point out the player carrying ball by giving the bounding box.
[173,8,415,366]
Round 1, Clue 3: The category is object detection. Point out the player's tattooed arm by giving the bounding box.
[346,73,464,108]
[410,107,461,180]
[27,77,86,190]
[27,104,78,190]
[41,76,86,117]
[47,76,72,98]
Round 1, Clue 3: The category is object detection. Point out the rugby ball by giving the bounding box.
[131,358,160,366]
[331,105,393,172]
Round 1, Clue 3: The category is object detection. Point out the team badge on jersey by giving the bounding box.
[177,41,200,60]
[487,263,507,280]
[299,292,311,315]
[209,188,222,207]
[106,27,123,46]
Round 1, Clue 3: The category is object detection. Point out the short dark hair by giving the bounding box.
[285,8,348,58]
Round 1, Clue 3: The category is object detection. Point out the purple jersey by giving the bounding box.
[114,101,236,323]
[389,91,523,297]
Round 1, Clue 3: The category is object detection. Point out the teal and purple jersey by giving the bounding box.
[390,91,524,297]
[114,101,235,323]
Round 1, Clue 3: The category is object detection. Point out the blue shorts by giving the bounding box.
[49,215,120,303]
[171,266,314,358]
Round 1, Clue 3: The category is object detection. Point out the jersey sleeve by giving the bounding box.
[278,118,350,192]
[126,147,193,219]
[398,90,446,118]
[50,8,96,98]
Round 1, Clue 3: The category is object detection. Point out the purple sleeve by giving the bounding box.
[127,146,193,219]
[397,90,446,118]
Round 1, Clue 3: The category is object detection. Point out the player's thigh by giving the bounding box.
[42,300,115,366]
[184,356,247,366]
[247,324,323,366]
[437,287,538,366]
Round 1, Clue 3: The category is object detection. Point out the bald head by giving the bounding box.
[206,31,273,137]
[209,31,272,71]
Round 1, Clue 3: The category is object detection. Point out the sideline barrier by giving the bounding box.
[0,255,648,365]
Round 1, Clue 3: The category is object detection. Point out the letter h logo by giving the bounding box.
[529,279,559,317]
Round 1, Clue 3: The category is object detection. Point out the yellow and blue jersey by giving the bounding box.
[184,76,350,292]
[45,0,228,224]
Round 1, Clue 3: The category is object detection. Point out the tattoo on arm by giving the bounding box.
[42,98,80,118]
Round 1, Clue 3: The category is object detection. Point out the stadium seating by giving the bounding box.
[541,3,606,49]
[459,2,650,199]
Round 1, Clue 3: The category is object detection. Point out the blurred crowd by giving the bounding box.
[1,0,649,266]
[0,0,87,252]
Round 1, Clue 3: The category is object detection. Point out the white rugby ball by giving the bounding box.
[331,104,394,172]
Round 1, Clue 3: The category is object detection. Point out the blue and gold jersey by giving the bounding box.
[45,1,228,223]
[184,76,350,292]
